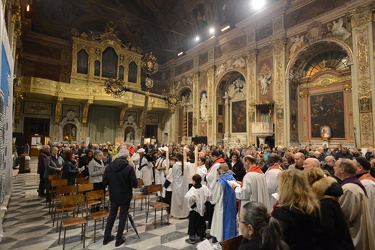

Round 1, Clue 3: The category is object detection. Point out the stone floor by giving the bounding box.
[0,158,204,250]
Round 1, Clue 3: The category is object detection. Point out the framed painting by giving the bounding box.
[359,98,372,113]
[310,92,345,138]
[232,100,247,133]
[24,101,52,115]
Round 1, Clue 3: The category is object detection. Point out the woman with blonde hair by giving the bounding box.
[272,169,320,250]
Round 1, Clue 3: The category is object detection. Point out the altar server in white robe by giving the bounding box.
[155,146,168,198]
[170,153,189,218]
[231,155,270,210]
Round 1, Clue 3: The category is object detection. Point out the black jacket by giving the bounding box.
[232,161,246,181]
[103,156,137,205]
[272,206,318,250]
[311,177,355,250]
[62,159,78,185]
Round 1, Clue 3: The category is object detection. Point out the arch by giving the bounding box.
[285,38,354,146]
[215,70,247,146]
[286,38,354,80]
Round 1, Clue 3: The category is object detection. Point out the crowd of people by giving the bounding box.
[36,141,375,249]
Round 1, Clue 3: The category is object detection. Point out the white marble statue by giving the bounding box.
[200,93,207,120]
[330,18,351,41]
[259,73,272,95]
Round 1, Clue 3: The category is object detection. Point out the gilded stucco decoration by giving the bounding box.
[54,97,64,125]
[356,30,370,81]
[119,105,128,128]
[289,35,308,58]
[306,21,325,43]
[360,113,373,143]
[246,50,257,145]
[207,66,215,144]
[306,74,351,88]
[349,5,373,29]
[12,5,22,37]
[272,39,285,145]
[82,100,93,127]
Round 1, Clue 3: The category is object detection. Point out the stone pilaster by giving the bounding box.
[207,66,215,145]
[193,71,199,136]
[246,50,257,145]
[350,5,374,147]
[272,39,286,146]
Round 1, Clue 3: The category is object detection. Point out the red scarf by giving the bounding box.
[239,166,263,187]
[247,166,263,174]
[207,157,225,174]
[268,163,283,171]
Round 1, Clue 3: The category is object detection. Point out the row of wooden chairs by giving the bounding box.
[47,180,109,249]
[131,179,170,229]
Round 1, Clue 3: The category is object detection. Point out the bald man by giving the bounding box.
[303,158,320,169]
[288,152,305,170]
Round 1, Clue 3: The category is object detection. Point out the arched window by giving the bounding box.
[77,49,88,74]
[94,60,100,76]
[304,51,348,78]
[128,61,137,82]
[102,47,118,78]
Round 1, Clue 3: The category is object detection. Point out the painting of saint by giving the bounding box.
[310,92,344,138]
[232,100,247,133]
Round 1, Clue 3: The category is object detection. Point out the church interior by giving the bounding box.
[1,0,375,248]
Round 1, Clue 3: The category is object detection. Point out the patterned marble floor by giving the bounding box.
[0,159,201,250]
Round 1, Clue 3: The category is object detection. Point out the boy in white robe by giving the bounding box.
[184,174,211,244]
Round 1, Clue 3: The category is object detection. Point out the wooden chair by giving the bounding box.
[86,190,109,243]
[76,177,89,185]
[145,184,170,228]
[49,178,68,216]
[47,174,61,204]
[58,194,87,250]
[132,178,148,216]
[221,235,243,250]
[53,185,76,231]
[77,183,94,194]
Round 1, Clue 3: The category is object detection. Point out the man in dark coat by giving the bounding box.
[37,145,50,197]
[102,148,137,247]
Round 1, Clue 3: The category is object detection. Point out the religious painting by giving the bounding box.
[232,100,247,133]
[24,101,52,115]
[320,125,332,140]
[63,123,77,141]
[359,98,372,113]
[310,92,345,138]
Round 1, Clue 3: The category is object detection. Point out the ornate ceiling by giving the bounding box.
[24,0,256,64]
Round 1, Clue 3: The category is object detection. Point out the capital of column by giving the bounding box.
[349,5,373,28]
